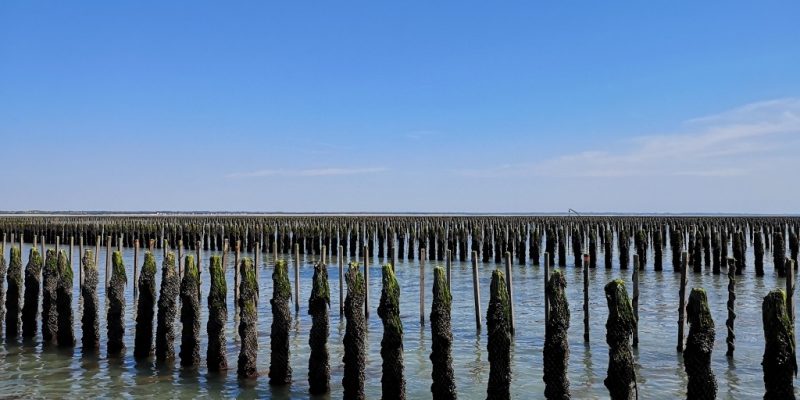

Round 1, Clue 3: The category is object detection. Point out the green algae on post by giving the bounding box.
[134,252,158,360]
[487,269,512,400]
[156,252,179,364]
[179,255,200,367]
[81,250,100,352]
[603,279,636,400]
[762,289,797,400]
[107,251,127,357]
[56,250,75,347]
[343,262,366,400]
[543,270,570,399]
[430,265,456,400]
[21,248,42,339]
[42,249,59,345]
[378,263,404,400]
[237,258,259,379]
[308,261,331,395]
[270,258,292,385]
[207,255,228,372]
[684,288,716,399]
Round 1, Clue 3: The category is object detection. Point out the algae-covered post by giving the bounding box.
[364,245,369,319]
[21,248,41,339]
[134,252,157,360]
[543,270,570,399]
[487,269,512,400]
[107,251,127,357]
[79,236,84,287]
[42,249,58,345]
[81,250,99,352]
[295,243,301,313]
[270,258,292,385]
[604,279,636,400]
[309,261,331,395]
[684,288,717,400]
[179,255,200,368]
[343,262,367,400]
[446,249,451,290]
[544,251,550,329]
[583,253,590,343]
[726,257,736,357]
[237,258,258,379]
[105,235,111,289]
[761,289,796,399]
[133,239,139,297]
[378,264,404,400]
[56,250,74,348]
[339,245,344,316]
[786,259,795,326]
[155,252,179,364]
[234,240,241,309]
[430,266,456,400]
[207,255,228,372]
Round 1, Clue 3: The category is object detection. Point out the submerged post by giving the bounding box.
[446,249,452,291]
[133,239,140,297]
[545,251,551,329]
[234,240,241,310]
[339,245,345,316]
[678,252,688,352]
[295,243,301,313]
[471,250,482,330]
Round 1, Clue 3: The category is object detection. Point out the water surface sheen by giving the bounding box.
[1,243,797,399]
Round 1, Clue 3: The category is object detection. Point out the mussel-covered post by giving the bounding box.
[42,249,58,345]
[81,250,99,351]
[237,258,258,379]
[56,250,74,348]
[343,262,367,400]
[207,255,228,372]
[179,255,200,367]
[5,246,22,338]
[486,269,512,400]
[430,265,456,400]
[155,252,179,364]
[309,261,331,395]
[604,279,636,400]
[762,289,797,399]
[270,259,292,385]
[684,288,717,400]
[21,248,42,339]
[378,264,404,400]
[134,252,157,360]
[543,270,570,399]
[107,251,127,357]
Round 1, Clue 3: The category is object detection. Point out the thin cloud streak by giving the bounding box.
[227,167,387,179]
[458,98,800,178]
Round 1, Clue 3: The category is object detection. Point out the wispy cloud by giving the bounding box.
[457,98,800,178]
[227,167,387,179]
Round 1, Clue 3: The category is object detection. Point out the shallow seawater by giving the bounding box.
[1,240,798,399]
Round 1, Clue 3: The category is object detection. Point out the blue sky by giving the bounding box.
[1,1,799,213]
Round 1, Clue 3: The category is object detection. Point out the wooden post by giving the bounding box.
[583,253,589,343]
[544,251,550,329]
[419,248,426,325]
[133,239,140,296]
[295,243,301,313]
[118,235,123,252]
[69,236,74,290]
[338,245,345,316]
[787,259,795,324]
[177,239,183,279]
[632,254,639,348]
[273,240,277,264]
[726,257,736,357]
[321,245,326,264]
[364,244,370,319]
[471,251,482,330]
[505,251,515,335]
[196,240,202,303]
[105,235,112,289]
[56,235,60,255]
[254,242,261,282]
[446,249,452,290]
[677,251,688,352]
[94,235,99,270]
[79,236,84,287]
[391,231,398,271]
[234,240,241,309]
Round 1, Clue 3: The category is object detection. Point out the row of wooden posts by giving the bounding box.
[2,242,796,399]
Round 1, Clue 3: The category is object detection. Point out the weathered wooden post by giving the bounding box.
[364,244,369,319]
[446,249,452,290]
[79,236,84,288]
[133,239,140,297]
[343,263,366,399]
[177,239,183,279]
[254,242,260,283]
[544,270,570,399]
[544,251,551,328]
[632,254,639,348]
[583,253,590,343]
[378,263,404,399]
[295,243,301,313]
[505,251,515,335]
[761,288,797,398]
[321,244,326,265]
[237,258,258,379]
[726,257,736,357]
[431,265,456,398]
[685,288,717,399]
[487,269,512,399]
[81,250,99,351]
[269,259,292,385]
[69,235,74,290]
[471,250,482,330]
[196,240,202,303]
[678,251,688,352]
[419,248,426,325]
[786,259,795,329]
[234,240,241,310]
[604,279,636,400]
[94,235,100,271]
[339,245,345,316]
[105,235,112,289]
